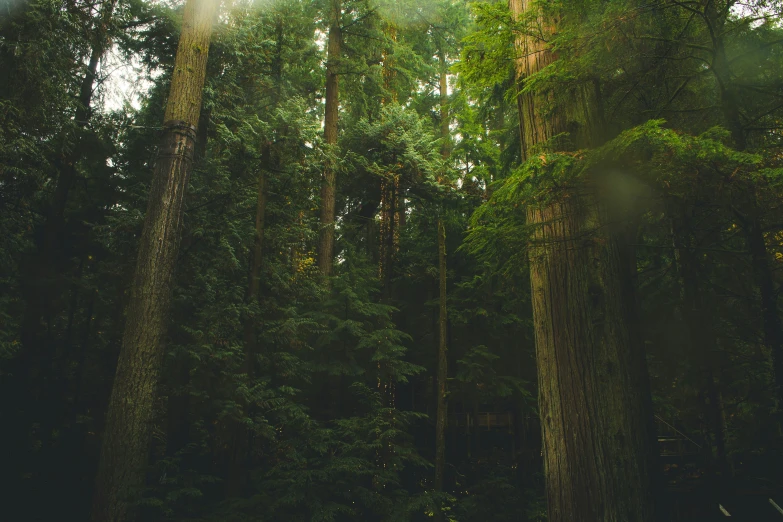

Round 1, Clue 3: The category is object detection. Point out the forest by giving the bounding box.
[1,0,783,520]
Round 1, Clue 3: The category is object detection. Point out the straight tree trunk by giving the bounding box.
[670,209,729,477]
[317,0,341,277]
[510,1,659,520]
[704,4,783,413]
[745,217,783,411]
[21,0,116,350]
[434,220,448,493]
[91,0,216,519]
[226,151,268,497]
[378,21,399,296]
[434,50,450,498]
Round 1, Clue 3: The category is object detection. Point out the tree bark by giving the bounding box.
[510,1,659,520]
[91,0,216,519]
[528,194,658,522]
[317,0,341,277]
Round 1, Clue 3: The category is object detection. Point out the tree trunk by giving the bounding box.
[671,208,729,478]
[378,21,399,297]
[21,0,116,351]
[91,0,216,518]
[226,151,268,497]
[704,3,783,414]
[528,194,658,522]
[745,218,783,411]
[317,0,341,277]
[434,49,450,499]
[434,220,448,494]
[510,1,659,520]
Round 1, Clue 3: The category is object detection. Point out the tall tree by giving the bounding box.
[701,0,783,413]
[434,47,450,506]
[91,0,217,518]
[20,0,118,351]
[509,0,659,520]
[318,0,342,277]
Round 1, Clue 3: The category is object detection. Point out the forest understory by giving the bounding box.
[2,0,783,520]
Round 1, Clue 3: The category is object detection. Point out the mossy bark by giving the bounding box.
[91,0,216,519]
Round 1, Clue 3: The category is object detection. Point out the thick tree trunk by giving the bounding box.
[317,0,341,277]
[510,1,658,520]
[528,194,658,522]
[91,0,216,519]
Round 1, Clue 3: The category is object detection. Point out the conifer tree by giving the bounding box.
[434,45,450,507]
[318,0,342,277]
[91,0,217,518]
[509,0,659,519]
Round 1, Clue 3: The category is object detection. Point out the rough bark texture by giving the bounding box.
[91,0,215,519]
[317,0,341,277]
[528,194,657,522]
[510,1,658,520]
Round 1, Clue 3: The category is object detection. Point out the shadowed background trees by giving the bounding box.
[1,0,783,520]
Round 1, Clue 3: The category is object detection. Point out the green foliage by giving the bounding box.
[4,0,783,519]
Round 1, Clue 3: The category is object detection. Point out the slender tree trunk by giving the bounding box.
[704,4,783,413]
[317,0,341,277]
[671,209,729,478]
[746,218,783,410]
[704,2,746,152]
[379,177,396,296]
[21,0,116,350]
[510,1,658,520]
[91,0,216,519]
[378,21,399,297]
[434,50,450,500]
[434,220,448,493]
[244,159,267,366]
[226,152,268,497]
